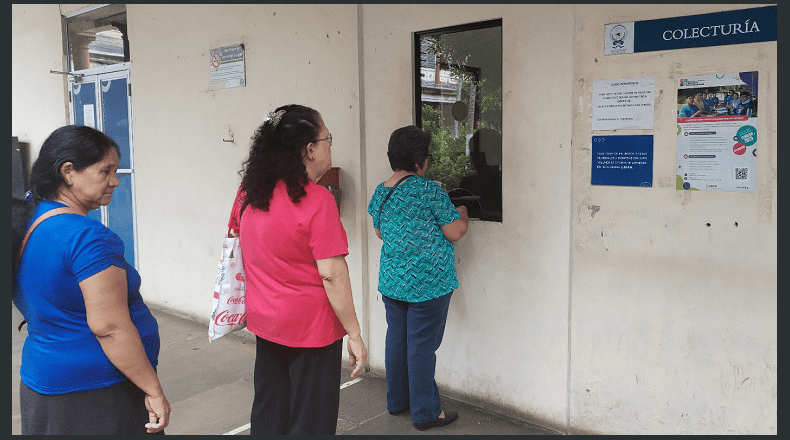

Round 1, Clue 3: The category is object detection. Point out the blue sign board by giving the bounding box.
[592,135,653,187]
[605,6,776,55]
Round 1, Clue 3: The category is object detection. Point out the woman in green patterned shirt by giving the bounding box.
[367,125,469,431]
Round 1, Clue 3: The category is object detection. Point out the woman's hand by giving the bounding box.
[144,393,171,433]
[81,266,171,433]
[317,256,368,377]
[347,335,368,377]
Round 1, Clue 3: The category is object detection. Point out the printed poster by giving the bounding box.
[676,71,757,192]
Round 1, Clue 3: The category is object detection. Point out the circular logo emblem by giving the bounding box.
[736,125,757,146]
[610,25,627,45]
[683,182,691,190]
[733,142,746,155]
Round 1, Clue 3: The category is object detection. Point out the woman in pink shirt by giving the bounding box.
[228,104,367,435]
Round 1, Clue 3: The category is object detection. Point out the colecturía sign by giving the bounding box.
[605,5,776,56]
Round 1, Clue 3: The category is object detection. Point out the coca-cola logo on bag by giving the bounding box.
[235,272,245,282]
[214,310,246,326]
[227,295,245,305]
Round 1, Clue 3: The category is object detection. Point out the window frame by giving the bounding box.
[413,18,503,222]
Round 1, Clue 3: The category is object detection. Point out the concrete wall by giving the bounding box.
[570,4,777,434]
[10,4,776,435]
[359,4,574,430]
[11,4,68,155]
[125,4,367,327]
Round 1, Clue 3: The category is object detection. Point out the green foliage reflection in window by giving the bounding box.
[416,20,502,221]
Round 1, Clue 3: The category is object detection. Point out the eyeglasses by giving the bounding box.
[312,133,332,144]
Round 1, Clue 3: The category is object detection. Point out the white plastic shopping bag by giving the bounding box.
[208,234,247,342]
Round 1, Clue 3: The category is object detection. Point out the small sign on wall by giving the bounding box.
[210,45,246,89]
[592,135,653,187]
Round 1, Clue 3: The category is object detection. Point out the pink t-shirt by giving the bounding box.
[228,181,348,347]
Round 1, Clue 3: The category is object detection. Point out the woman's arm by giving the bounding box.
[80,265,170,433]
[316,255,368,377]
[440,205,469,242]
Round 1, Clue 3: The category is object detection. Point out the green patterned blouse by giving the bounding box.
[368,176,460,302]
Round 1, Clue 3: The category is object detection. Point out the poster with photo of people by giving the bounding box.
[676,71,757,192]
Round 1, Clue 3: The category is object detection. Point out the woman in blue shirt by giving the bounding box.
[12,125,170,434]
[368,125,468,431]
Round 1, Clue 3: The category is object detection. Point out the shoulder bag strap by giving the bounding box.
[377,174,414,225]
[14,207,81,271]
[228,199,251,238]
[13,206,81,332]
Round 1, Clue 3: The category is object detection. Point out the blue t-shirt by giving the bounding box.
[735,98,752,116]
[701,98,712,113]
[13,201,160,395]
[367,177,461,302]
[679,104,699,118]
[731,97,742,114]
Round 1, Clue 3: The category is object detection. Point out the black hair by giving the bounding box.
[387,125,431,172]
[13,125,120,278]
[240,104,322,211]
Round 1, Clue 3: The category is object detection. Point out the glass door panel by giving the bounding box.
[69,69,137,268]
[72,81,97,129]
[101,77,131,169]
[107,173,135,266]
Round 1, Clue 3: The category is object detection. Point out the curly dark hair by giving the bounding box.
[240,104,323,211]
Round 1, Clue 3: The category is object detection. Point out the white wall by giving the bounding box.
[125,5,367,330]
[570,4,777,434]
[10,4,776,435]
[359,4,574,430]
[11,4,68,155]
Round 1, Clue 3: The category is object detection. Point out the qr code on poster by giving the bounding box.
[735,167,748,180]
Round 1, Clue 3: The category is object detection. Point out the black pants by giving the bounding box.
[250,336,343,435]
[20,379,164,435]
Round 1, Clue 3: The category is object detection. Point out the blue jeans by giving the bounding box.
[382,291,453,424]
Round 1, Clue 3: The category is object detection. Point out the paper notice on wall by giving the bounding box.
[83,104,95,129]
[592,77,654,130]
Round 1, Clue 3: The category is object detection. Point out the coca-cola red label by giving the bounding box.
[227,296,245,305]
[214,309,246,326]
[235,272,245,282]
